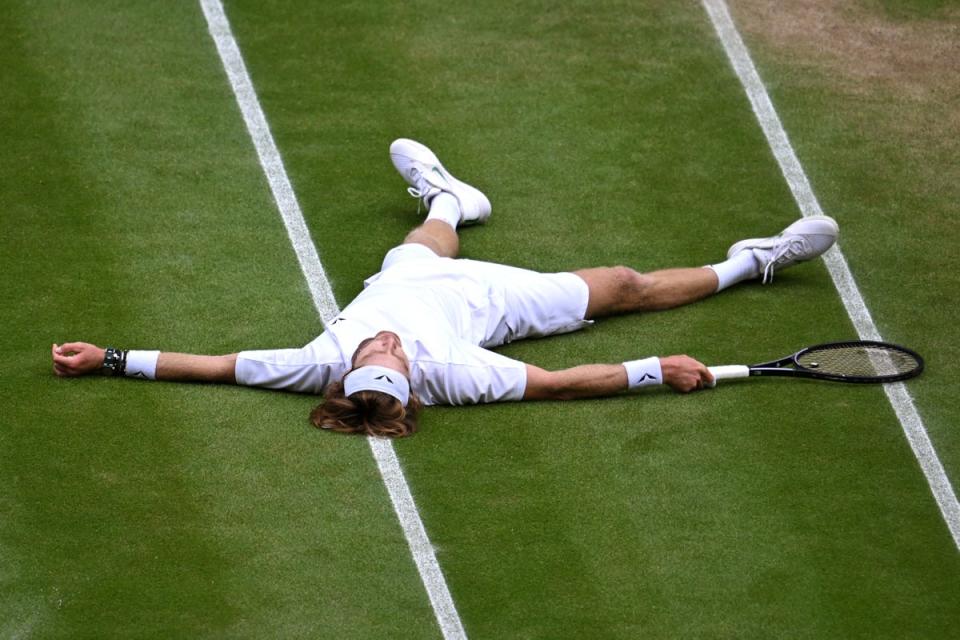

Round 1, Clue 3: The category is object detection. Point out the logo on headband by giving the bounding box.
[343,365,410,405]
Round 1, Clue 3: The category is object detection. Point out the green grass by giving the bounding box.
[2,0,958,637]
[728,0,960,502]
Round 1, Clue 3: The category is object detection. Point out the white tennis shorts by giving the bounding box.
[379,243,592,346]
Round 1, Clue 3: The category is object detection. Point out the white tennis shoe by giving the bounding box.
[727,215,839,283]
[389,138,491,225]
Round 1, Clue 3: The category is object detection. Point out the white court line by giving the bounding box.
[198,1,468,636]
[701,0,960,549]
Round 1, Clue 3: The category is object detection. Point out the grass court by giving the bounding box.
[2,0,958,637]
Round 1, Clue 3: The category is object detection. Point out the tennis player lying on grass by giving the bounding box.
[53,138,838,437]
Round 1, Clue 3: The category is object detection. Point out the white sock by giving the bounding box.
[426,193,461,229]
[708,250,761,291]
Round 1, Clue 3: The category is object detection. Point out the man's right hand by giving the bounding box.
[52,342,105,377]
[659,355,714,392]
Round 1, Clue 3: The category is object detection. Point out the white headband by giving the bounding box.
[343,365,410,406]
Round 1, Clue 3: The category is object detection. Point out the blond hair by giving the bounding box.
[310,380,421,438]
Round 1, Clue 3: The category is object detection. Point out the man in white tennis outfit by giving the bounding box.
[52,138,839,437]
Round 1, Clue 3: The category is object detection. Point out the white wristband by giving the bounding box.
[125,350,160,380]
[623,357,663,389]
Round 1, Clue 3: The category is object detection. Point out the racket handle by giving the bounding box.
[706,365,750,388]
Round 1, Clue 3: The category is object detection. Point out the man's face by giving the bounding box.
[351,331,411,377]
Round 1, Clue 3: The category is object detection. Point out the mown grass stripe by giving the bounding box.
[198,0,468,636]
[702,0,960,549]
[198,0,336,323]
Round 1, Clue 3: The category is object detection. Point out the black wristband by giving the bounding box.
[102,347,128,376]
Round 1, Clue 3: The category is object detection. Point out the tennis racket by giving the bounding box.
[707,340,924,385]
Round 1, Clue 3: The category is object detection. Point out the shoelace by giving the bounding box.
[762,237,808,284]
[405,168,434,214]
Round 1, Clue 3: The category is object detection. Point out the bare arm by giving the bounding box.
[522,355,712,401]
[155,352,237,383]
[52,342,237,384]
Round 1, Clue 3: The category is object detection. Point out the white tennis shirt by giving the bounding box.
[235,245,590,405]
[235,255,537,405]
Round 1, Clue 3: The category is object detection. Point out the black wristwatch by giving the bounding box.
[102,347,128,376]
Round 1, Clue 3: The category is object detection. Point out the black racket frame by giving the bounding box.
[748,340,925,383]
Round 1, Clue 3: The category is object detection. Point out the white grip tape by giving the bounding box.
[706,365,750,388]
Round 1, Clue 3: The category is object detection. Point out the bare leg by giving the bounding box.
[402,219,460,258]
[575,266,719,319]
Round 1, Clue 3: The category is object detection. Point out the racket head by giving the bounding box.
[791,340,924,383]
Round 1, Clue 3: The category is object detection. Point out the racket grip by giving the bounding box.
[706,365,750,388]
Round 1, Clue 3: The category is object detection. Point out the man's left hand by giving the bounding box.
[52,342,105,377]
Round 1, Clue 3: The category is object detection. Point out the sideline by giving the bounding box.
[701,0,960,549]
[198,1,468,636]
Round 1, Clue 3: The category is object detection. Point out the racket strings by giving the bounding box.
[797,345,920,378]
